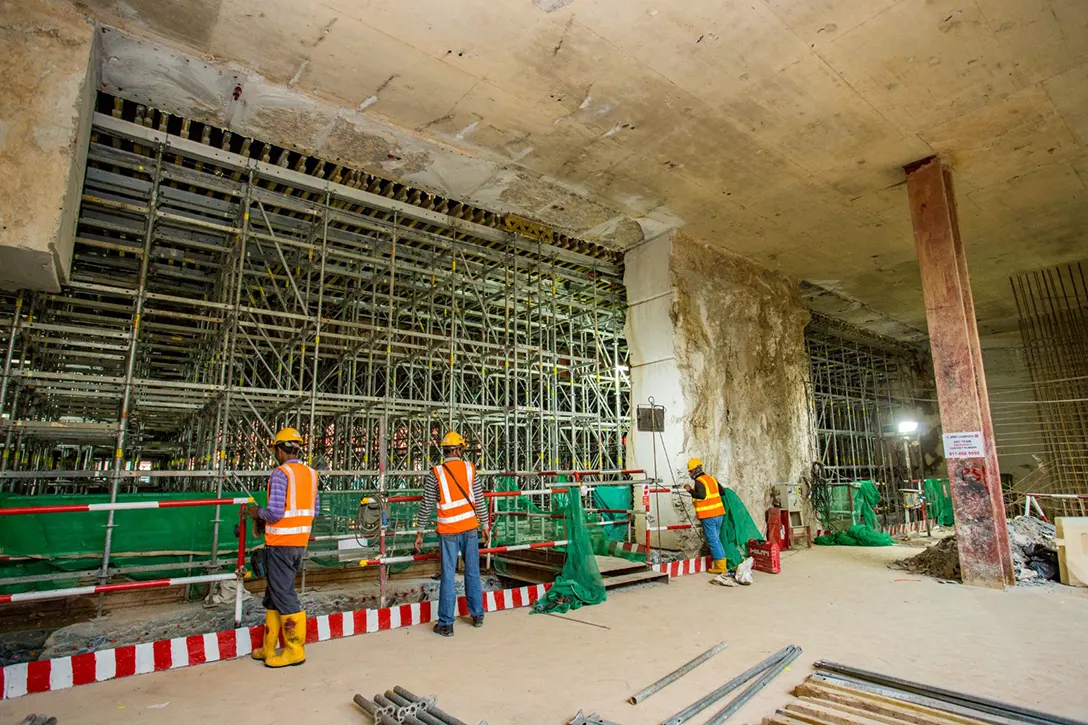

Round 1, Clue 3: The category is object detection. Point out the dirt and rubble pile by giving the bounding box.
[894,535,961,580]
[893,516,1059,584]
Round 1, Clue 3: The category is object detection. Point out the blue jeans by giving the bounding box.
[438,530,483,625]
[700,515,726,561]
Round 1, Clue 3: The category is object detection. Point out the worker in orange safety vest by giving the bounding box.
[685,458,729,575]
[244,427,319,667]
[414,431,490,637]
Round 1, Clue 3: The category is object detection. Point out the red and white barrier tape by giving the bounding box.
[0,574,236,605]
[0,497,251,517]
[652,556,711,577]
[0,553,713,701]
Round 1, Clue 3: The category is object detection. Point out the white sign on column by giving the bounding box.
[942,431,985,459]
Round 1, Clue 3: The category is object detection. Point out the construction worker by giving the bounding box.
[685,458,729,575]
[244,427,319,668]
[414,431,489,637]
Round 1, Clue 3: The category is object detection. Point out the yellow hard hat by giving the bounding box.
[687,458,703,472]
[272,427,303,446]
[441,431,465,448]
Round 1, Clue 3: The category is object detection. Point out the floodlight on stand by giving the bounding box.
[897,420,919,435]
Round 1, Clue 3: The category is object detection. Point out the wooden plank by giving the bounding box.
[768,713,827,725]
[791,697,987,725]
[789,699,904,725]
[594,555,650,576]
[796,681,990,725]
[1056,517,1088,586]
[601,569,669,589]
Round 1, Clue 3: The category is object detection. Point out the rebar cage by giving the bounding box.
[0,93,631,497]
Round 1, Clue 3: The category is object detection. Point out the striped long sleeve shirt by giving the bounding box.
[416,456,489,532]
[258,459,320,523]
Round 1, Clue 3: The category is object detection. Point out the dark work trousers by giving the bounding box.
[263,545,305,615]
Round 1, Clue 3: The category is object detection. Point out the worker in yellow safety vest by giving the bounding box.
[414,431,490,637]
[244,427,319,668]
[685,458,729,574]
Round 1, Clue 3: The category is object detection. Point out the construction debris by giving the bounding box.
[893,535,960,580]
[892,516,1060,584]
[767,660,1086,725]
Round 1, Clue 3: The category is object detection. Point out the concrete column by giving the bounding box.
[905,156,1015,588]
[0,0,96,291]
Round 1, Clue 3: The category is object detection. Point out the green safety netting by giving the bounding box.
[531,487,606,615]
[814,524,895,546]
[924,478,954,526]
[0,491,267,594]
[719,488,765,568]
[814,480,894,547]
[0,474,644,594]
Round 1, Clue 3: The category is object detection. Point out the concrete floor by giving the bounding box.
[3,545,1087,725]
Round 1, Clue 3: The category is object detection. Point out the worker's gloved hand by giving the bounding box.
[243,504,261,520]
[683,484,693,493]
[413,532,424,553]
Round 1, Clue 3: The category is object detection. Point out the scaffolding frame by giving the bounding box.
[0,95,632,586]
[805,320,929,527]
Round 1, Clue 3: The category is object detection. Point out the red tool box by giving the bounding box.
[748,539,781,574]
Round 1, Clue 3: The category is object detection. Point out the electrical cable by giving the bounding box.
[356,493,385,546]
[653,426,700,534]
[809,461,832,527]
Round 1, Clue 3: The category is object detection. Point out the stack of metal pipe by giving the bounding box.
[353,686,482,725]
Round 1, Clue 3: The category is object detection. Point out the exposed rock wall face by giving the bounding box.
[626,230,812,545]
[669,231,812,520]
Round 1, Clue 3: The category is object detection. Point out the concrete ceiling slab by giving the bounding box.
[815,0,1025,131]
[921,84,1080,190]
[66,0,1088,350]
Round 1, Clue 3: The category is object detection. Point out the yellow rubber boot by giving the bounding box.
[708,558,728,574]
[265,611,306,668]
[251,610,281,661]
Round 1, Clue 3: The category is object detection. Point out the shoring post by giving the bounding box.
[98,140,165,610]
[0,293,22,420]
[307,192,330,459]
[234,505,247,627]
[211,169,254,569]
[0,293,22,479]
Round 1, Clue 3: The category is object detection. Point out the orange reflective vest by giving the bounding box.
[693,474,726,520]
[264,462,318,547]
[434,460,479,535]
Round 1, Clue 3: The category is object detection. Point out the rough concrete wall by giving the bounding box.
[670,232,812,523]
[0,0,95,292]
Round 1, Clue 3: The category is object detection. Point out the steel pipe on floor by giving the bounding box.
[393,686,470,725]
[629,640,729,705]
[662,645,800,725]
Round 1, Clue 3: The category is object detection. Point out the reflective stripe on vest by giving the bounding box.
[434,460,479,535]
[265,462,318,547]
[693,474,726,519]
